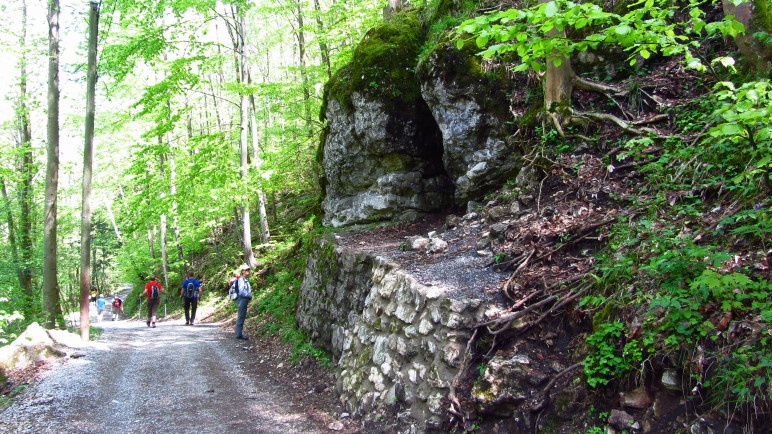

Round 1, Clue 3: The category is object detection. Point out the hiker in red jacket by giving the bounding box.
[144,276,165,328]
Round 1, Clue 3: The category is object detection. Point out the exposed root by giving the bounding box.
[529,362,583,413]
[448,328,481,427]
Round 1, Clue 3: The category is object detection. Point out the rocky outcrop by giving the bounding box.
[418,44,521,203]
[319,15,524,227]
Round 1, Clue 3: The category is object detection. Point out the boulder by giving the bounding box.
[417,43,522,203]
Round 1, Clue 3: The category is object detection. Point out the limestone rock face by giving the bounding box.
[417,44,521,203]
[320,16,454,228]
[321,95,453,227]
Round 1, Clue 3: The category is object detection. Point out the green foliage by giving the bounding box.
[455,0,746,73]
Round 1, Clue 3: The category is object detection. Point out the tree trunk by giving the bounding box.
[169,148,185,268]
[0,179,24,288]
[106,200,124,244]
[722,0,772,72]
[158,152,169,289]
[312,0,332,78]
[79,0,99,341]
[230,6,256,268]
[293,0,312,123]
[146,224,155,258]
[540,0,575,132]
[43,0,62,329]
[249,97,271,244]
[18,0,35,313]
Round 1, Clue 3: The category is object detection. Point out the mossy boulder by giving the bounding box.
[320,13,454,227]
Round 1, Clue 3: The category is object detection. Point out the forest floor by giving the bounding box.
[0,316,357,434]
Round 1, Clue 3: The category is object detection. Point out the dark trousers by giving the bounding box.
[147,298,159,322]
[183,297,198,323]
[235,297,249,337]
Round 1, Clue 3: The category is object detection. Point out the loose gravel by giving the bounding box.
[0,320,329,434]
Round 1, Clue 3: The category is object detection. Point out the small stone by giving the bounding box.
[661,369,680,391]
[340,412,350,419]
[620,386,651,409]
[428,237,448,253]
[477,249,493,257]
[608,409,640,431]
[328,421,344,431]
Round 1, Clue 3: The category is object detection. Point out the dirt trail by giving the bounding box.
[0,320,330,434]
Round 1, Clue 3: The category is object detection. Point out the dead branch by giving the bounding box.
[571,111,665,137]
[536,219,615,262]
[502,249,535,300]
[483,295,559,335]
[529,362,583,413]
[631,114,669,126]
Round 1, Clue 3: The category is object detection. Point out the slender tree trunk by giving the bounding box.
[146,224,155,258]
[312,0,332,78]
[18,0,35,311]
[80,0,99,340]
[228,6,256,268]
[106,200,124,244]
[43,0,62,329]
[293,0,312,123]
[0,179,24,287]
[539,0,574,131]
[249,97,271,244]
[168,148,184,268]
[158,152,169,289]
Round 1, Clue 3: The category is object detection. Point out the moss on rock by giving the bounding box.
[324,12,427,116]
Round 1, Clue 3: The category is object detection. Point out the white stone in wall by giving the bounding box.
[381,361,392,376]
[409,369,418,384]
[369,367,386,392]
[444,313,463,328]
[430,305,441,323]
[427,393,445,414]
[443,342,465,367]
[418,319,434,335]
[373,336,390,364]
[404,325,418,338]
[395,302,418,323]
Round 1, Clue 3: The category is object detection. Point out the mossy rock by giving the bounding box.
[323,11,427,117]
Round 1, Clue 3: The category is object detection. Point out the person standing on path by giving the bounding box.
[96,294,106,322]
[234,264,252,340]
[179,272,202,325]
[144,276,165,328]
[112,295,123,320]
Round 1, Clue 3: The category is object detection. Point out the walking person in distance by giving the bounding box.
[144,276,165,328]
[180,272,202,325]
[234,264,252,340]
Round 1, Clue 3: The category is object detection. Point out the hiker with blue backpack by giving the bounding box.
[180,272,202,325]
[232,264,252,340]
[144,276,165,328]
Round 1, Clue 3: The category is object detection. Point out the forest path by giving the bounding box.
[0,319,329,434]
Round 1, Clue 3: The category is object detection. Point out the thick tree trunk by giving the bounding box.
[80,0,99,341]
[43,0,62,329]
[722,0,772,72]
[18,0,35,313]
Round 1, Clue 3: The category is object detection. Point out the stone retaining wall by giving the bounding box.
[297,236,486,429]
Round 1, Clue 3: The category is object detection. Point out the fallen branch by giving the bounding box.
[448,328,481,425]
[530,362,583,413]
[484,295,559,335]
[536,219,615,262]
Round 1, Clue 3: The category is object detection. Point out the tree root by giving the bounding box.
[448,328,481,426]
[530,361,584,429]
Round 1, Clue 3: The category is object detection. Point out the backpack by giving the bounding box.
[184,281,196,299]
[228,278,239,301]
[112,298,121,308]
[149,283,160,300]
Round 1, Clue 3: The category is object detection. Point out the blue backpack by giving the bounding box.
[184,281,197,298]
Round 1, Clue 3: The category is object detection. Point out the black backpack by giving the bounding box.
[149,283,160,300]
[184,281,196,298]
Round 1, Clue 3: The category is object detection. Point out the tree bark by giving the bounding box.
[146,224,155,259]
[43,0,62,329]
[249,97,271,244]
[158,152,170,289]
[79,0,100,340]
[0,179,24,289]
[18,0,35,314]
[312,0,332,78]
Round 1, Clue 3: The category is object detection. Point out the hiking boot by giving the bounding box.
[146,321,150,327]
[185,321,189,325]
[236,336,249,341]
[152,322,156,328]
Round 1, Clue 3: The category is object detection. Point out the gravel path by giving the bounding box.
[0,320,329,434]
